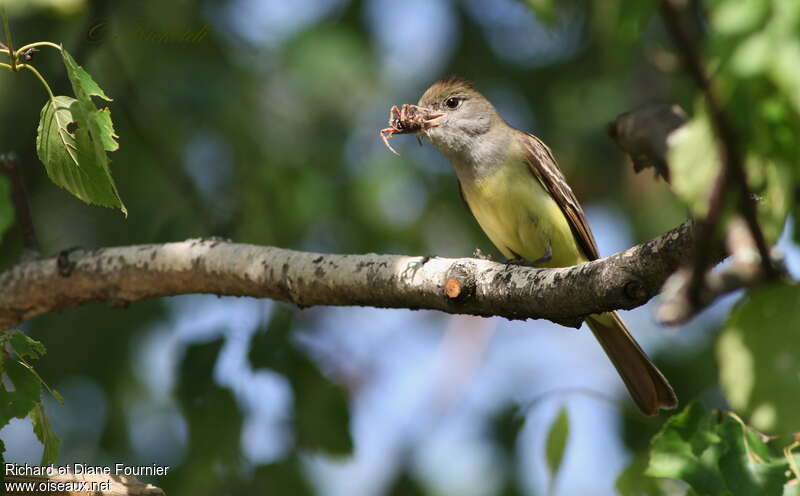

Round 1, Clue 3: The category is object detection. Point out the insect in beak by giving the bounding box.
[421,112,445,129]
[380,104,442,155]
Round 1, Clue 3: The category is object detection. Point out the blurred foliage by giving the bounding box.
[717,283,800,440]
[544,406,569,485]
[0,0,796,495]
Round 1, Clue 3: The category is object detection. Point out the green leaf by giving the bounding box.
[545,406,569,480]
[0,358,41,426]
[30,403,60,465]
[8,331,46,360]
[717,418,788,496]
[667,104,721,218]
[717,283,800,439]
[0,174,12,240]
[251,456,314,496]
[647,402,792,495]
[647,402,728,494]
[33,48,125,214]
[36,96,125,213]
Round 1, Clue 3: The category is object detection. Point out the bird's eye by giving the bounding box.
[445,97,461,109]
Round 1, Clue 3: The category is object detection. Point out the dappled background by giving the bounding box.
[1,0,798,495]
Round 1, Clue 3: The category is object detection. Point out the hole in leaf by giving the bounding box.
[66,121,79,135]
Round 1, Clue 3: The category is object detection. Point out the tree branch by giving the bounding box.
[0,222,693,331]
[659,0,777,301]
[0,152,40,259]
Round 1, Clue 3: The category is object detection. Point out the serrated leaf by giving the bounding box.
[61,48,112,103]
[36,95,125,213]
[717,418,788,496]
[647,402,792,495]
[32,47,125,214]
[0,358,41,425]
[30,403,60,465]
[9,331,46,360]
[646,402,728,494]
[718,283,800,439]
[545,406,569,479]
[0,174,12,239]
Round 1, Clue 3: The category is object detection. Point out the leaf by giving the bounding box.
[0,358,41,426]
[278,346,353,456]
[545,406,569,480]
[646,402,728,494]
[667,104,721,218]
[251,456,314,496]
[36,96,126,214]
[717,283,800,439]
[0,174,12,239]
[30,403,60,465]
[33,48,124,214]
[489,404,525,457]
[647,401,792,495]
[248,305,352,455]
[717,418,788,496]
[616,453,663,496]
[8,331,46,360]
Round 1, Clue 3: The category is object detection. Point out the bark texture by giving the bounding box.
[0,222,693,330]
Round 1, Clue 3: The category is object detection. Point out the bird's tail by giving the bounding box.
[586,312,677,416]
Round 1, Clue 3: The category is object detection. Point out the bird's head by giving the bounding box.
[416,76,501,154]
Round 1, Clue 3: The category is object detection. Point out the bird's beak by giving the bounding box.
[422,112,445,130]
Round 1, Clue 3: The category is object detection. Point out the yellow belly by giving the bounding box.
[461,161,586,268]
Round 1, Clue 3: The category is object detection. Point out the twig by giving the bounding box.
[0,222,693,330]
[659,0,778,304]
[0,152,40,258]
[657,217,783,324]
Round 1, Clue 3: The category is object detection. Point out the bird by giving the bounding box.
[407,76,677,415]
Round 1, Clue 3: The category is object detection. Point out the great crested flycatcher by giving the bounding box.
[409,76,677,415]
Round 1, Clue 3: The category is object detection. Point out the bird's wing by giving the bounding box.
[519,131,600,261]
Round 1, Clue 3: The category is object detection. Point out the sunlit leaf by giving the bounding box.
[33,48,124,214]
[667,105,721,218]
[36,95,125,213]
[718,283,800,439]
[647,402,727,494]
[647,402,791,495]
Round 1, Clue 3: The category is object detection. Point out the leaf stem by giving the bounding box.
[17,63,56,104]
[15,41,62,56]
[1,4,15,71]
